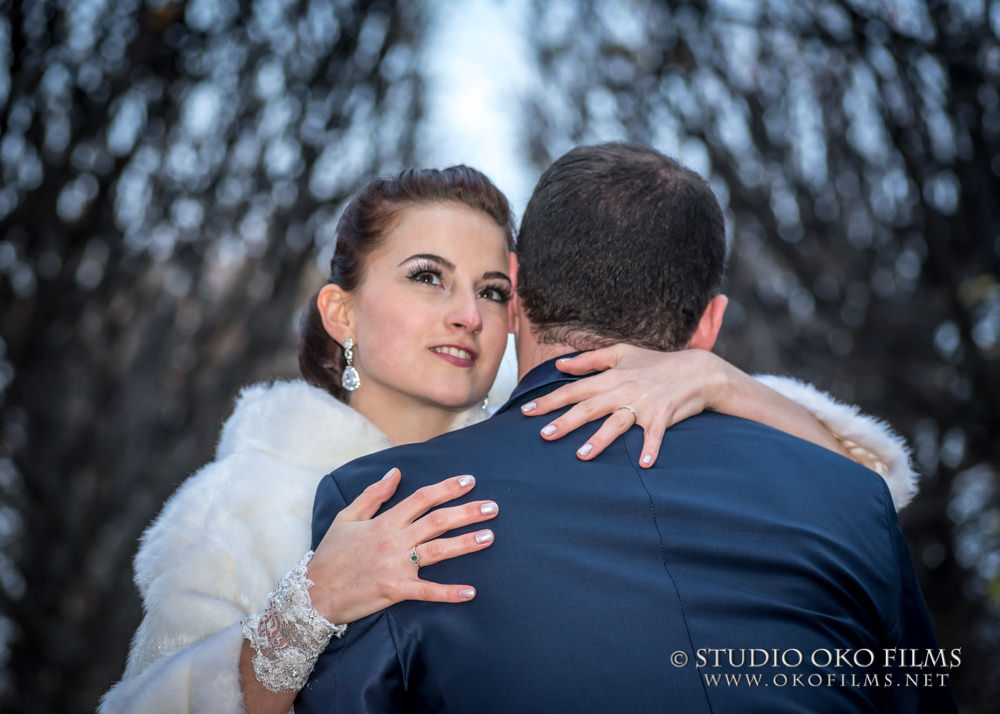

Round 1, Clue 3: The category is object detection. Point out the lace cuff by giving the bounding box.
[241,551,347,693]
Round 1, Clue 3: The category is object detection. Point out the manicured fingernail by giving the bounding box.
[459,588,476,599]
[475,530,494,544]
[578,443,594,457]
[381,468,396,480]
[521,401,537,413]
[642,454,652,465]
[480,501,498,515]
[458,475,475,488]
[541,424,557,436]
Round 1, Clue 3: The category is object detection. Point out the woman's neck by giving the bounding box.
[348,390,463,446]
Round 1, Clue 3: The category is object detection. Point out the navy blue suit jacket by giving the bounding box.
[298,358,956,713]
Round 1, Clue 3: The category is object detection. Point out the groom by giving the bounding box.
[298,143,955,712]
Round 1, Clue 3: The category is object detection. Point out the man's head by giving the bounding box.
[513,142,728,362]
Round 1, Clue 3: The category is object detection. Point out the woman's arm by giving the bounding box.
[524,345,916,511]
[101,621,247,714]
[241,469,498,714]
[102,467,497,714]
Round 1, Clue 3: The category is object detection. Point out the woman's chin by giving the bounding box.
[419,387,488,412]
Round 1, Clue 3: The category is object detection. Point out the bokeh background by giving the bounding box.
[1,0,998,711]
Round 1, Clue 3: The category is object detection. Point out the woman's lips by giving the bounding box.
[430,345,477,367]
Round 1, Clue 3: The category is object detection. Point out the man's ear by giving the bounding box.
[686,294,728,351]
[507,253,519,333]
[316,283,354,344]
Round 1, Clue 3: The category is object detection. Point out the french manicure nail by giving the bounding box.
[578,443,594,457]
[459,588,476,599]
[541,424,557,436]
[521,401,537,413]
[475,530,494,544]
[458,475,475,488]
[480,501,498,515]
[642,454,653,465]
[381,468,396,480]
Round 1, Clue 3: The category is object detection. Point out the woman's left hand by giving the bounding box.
[520,344,733,468]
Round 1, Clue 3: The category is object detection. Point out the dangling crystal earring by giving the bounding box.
[481,396,490,412]
[341,337,361,392]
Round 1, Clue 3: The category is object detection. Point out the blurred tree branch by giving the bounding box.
[0,1,426,710]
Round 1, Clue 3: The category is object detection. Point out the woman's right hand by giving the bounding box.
[306,468,498,625]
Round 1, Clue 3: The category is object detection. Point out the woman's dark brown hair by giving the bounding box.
[299,165,516,401]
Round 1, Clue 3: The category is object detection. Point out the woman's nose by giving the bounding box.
[447,290,483,332]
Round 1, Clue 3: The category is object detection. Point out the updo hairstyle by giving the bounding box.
[298,165,515,402]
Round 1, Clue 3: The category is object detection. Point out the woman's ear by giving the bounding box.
[316,284,353,344]
[687,294,728,351]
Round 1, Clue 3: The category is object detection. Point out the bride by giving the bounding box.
[101,165,913,713]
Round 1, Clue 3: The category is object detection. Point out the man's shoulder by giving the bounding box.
[678,410,881,470]
[324,409,519,501]
[665,411,895,506]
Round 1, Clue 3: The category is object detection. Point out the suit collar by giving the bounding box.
[496,352,584,414]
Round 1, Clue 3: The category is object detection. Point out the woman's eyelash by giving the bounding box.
[480,284,512,303]
[405,261,442,282]
[405,261,509,302]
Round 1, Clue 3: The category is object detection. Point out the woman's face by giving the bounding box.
[346,201,512,414]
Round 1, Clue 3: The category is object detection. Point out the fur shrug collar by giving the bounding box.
[214,379,491,469]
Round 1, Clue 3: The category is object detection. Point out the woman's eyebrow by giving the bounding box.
[398,253,454,269]
[398,253,509,283]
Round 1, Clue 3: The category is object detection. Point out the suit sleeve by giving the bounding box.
[295,612,407,713]
[311,472,350,549]
[882,498,959,713]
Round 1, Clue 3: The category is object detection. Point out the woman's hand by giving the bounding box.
[520,345,732,468]
[306,468,498,624]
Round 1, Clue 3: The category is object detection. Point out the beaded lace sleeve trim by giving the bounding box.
[241,551,347,693]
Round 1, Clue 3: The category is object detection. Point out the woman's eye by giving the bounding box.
[410,271,442,286]
[478,286,511,303]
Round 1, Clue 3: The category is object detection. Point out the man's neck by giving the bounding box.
[514,329,577,381]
